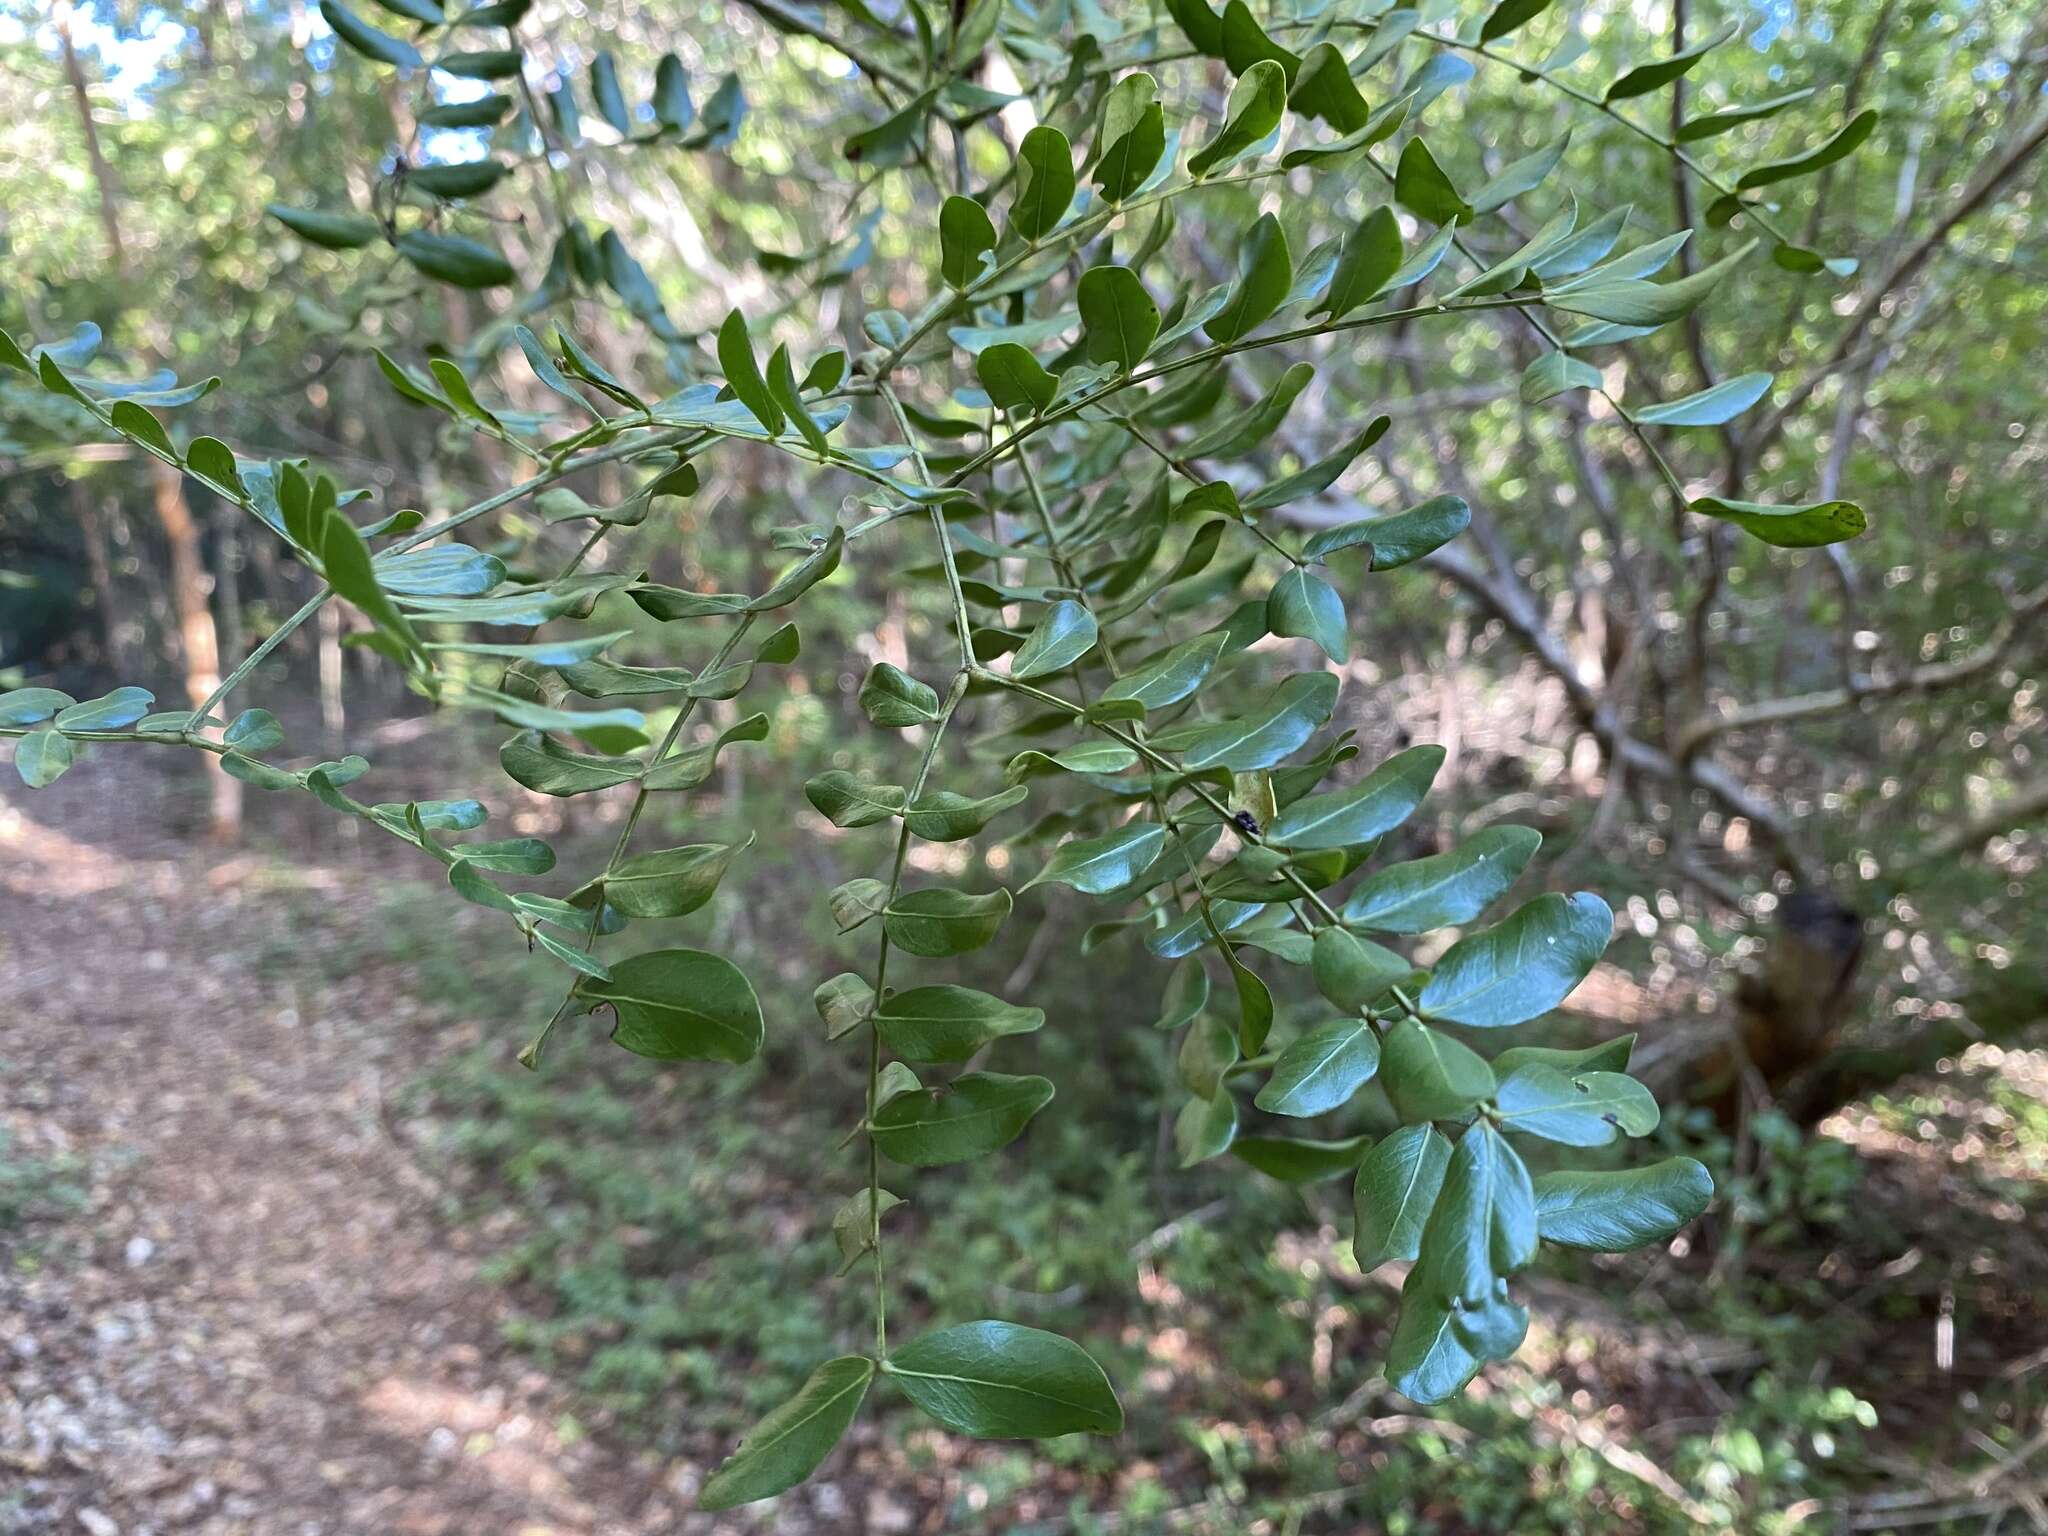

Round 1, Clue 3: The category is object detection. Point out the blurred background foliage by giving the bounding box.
[2,0,2045,1529]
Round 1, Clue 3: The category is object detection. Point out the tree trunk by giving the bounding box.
[150,459,241,843]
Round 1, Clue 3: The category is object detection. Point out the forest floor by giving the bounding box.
[4,736,2047,1536]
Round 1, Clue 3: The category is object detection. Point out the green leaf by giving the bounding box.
[1354,1123,1452,1270]
[1520,350,1604,404]
[876,986,1045,1063]
[652,53,693,132]
[408,158,510,199]
[871,1072,1054,1166]
[1171,672,1339,772]
[1470,133,1569,215]
[1265,568,1347,663]
[976,343,1058,413]
[376,545,506,598]
[577,948,764,1063]
[885,1321,1121,1438]
[1480,0,1556,43]
[499,733,640,796]
[1545,239,1757,327]
[1177,1013,1240,1098]
[1676,88,1814,143]
[395,231,515,289]
[0,688,75,728]
[1269,743,1442,852]
[1312,927,1411,1011]
[1234,1134,1370,1183]
[640,713,769,791]
[1395,139,1471,226]
[1010,125,1076,240]
[1100,631,1226,711]
[223,708,284,755]
[1025,823,1168,895]
[587,50,630,133]
[940,195,998,288]
[1493,1065,1659,1146]
[1689,495,1867,548]
[883,888,1014,957]
[54,686,155,731]
[1288,41,1368,132]
[1219,0,1300,80]
[583,840,747,919]
[1636,371,1771,427]
[1174,1089,1239,1166]
[1005,743,1139,783]
[320,0,421,67]
[1077,266,1160,372]
[904,786,1030,842]
[1341,824,1539,931]
[1604,20,1737,101]
[860,663,942,727]
[814,973,876,1040]
[435,48,523,78]
[1312,206,1403,322]
[1379,1018,1495,1123]
[1204,212,1291,344]
[1095,75,1165,202]
[717,309,786,435]
[1736,108,1879,191]
[1188,59,1287,178]
[1156,959,1211,1032]
[1010,600,1098,678]
[806,771,908,829]
[1491,1033,1637,1080]
[1533,1158,1713,1250]
[1256,1017,1381,1117]
[1418,891,1612,1028]
[831,1187,898,1268]
[418,93,514,129]
[751,526,844,611]
[698,1356,874,1510]
[267,204,381,249]
[15,726,73,788]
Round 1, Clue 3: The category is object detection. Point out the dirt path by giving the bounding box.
[0,756,712,1535]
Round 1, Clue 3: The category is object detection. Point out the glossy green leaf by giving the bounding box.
[408,158,509,199]
[1546,240,1756,327]
[884,1321,1121,1438]
[321,0,420,67]
[1312,206,1402,322]
[698,1356,874,1510]
[1379,1018,1495,1123]
[1077,265,1160,372]
[15,727,73,788]
[54,686,155,731]
[223,708,284,755]
[577,948,764,1063]
[395,231,514,288]
[1010,600,1098,679]
[806,771,908,828]
[1095,75,1165,201]
[1491,1033,1637,1080]
[652,54,693,131]
[1480,0,1555,42]
[1690,495,1867,548]
[1736,108,1879,191]
[904,786,1030,842]
[860,663,942,727]
[1341,824,1539,931]
[1676,88,1814,143]
[1265,568,1347,663]
[1174,1089,1239,1167]
[1269,743,1442,852]
[1533,1158,1713,1250]
[1155,960,1211,1032]
[1288,41,1368,132]
[1471,133,1569,215]
[1395,139,1471,226]
[1010,125,1076,240]
[1234,1134,1370,1183]
[1301,494,1471,570]
[1419,891,1612,1028]
[1188,59,1287,178]
[876,986,1044,1063]
[1100,631,1226,711]
[977,343,1058,413]
[871,1072,1054,1165]
[1025,823,1167,894]
[585,840,747,919]
[1493,1065,1659,1146]
[814,973,876,1040]
[268,204,381,249]
[717,309,786,435]
[1636,371,1771,427]
[1311,927,1411,1011]
[1171,672,1339,772]
[1204,212,1291,344]
[1256,1017,1381,1117]
[0,689,74,728]
[1177,1013,1240,1099]
[1354,1123,1452,1270]
[883,888,1014,956]
[939,195,998,288]
[1520,350,1604,404]
[1604,21,1737,101]
[499,733,641,796]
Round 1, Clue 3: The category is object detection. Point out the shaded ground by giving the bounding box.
[4,736,2047,1535]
